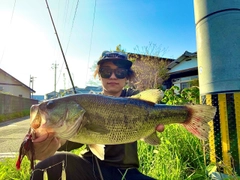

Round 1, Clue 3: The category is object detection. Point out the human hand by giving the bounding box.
[156,124,164,132]
[29,131,65,161]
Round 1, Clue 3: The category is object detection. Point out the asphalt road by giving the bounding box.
[0,116,30,158]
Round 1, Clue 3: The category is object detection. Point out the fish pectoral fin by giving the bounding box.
[84,124,109,134]
[88,144,105,160]
[142,132,160,145]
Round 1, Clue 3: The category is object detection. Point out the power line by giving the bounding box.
[56,0,79,86]
[45,0,76,94]
[85,0,97,86]
[65,0,79,54]
[0,0,16,65]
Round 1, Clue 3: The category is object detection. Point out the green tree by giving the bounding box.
[116,44,126,53]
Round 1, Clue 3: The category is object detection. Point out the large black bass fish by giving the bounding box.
[16,89,216,169]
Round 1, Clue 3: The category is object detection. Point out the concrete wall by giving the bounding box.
[0,94,38,115]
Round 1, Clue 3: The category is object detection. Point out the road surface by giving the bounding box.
[0,116,30,158]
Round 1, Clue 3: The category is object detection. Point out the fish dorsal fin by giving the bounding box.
[130,89,164,104]
[88,144,105,160]
[142,132,161,145]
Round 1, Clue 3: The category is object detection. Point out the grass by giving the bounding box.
[0,124,212,180]
[138,124,207,180]
[0,110,30,123]
[0,157,31,180]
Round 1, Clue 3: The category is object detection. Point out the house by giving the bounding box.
[163,51,198,90]
[0,68,35,98]
[128,52,175,64]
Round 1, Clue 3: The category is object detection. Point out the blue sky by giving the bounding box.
[0,0,196,95]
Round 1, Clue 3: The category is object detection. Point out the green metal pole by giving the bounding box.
[194,0,240,175]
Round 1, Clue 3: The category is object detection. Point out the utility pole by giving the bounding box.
[63,73,66,90]
[52,63,58,93]
[194,0,240,176]
[29,75,36,98]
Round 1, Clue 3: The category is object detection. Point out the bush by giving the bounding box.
[0,110,30,123]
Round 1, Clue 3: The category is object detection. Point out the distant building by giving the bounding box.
[32,95,45,102]
[45,91,58,99]
[45,86,103,99]
[62,86,102,95]
[0,68,35,98]
[75,86,103,94]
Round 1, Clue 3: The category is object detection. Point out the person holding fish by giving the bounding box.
[29,51,165,180]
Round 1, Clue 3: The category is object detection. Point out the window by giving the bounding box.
[172,75,198,90]
[180,82,190,89]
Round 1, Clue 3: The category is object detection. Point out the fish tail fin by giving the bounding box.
[182,104,216,140]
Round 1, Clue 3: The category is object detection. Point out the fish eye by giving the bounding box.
[46,100,55,109]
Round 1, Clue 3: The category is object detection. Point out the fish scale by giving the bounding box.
[64,95,197,144]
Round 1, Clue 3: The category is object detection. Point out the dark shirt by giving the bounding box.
[58,88,140,168]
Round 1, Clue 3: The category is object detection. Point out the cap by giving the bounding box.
[97,51,132,68]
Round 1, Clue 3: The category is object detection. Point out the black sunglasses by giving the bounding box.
[99,67,128,79]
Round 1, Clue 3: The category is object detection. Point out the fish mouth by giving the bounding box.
[30,104,85,140]
[30,105,43,130]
